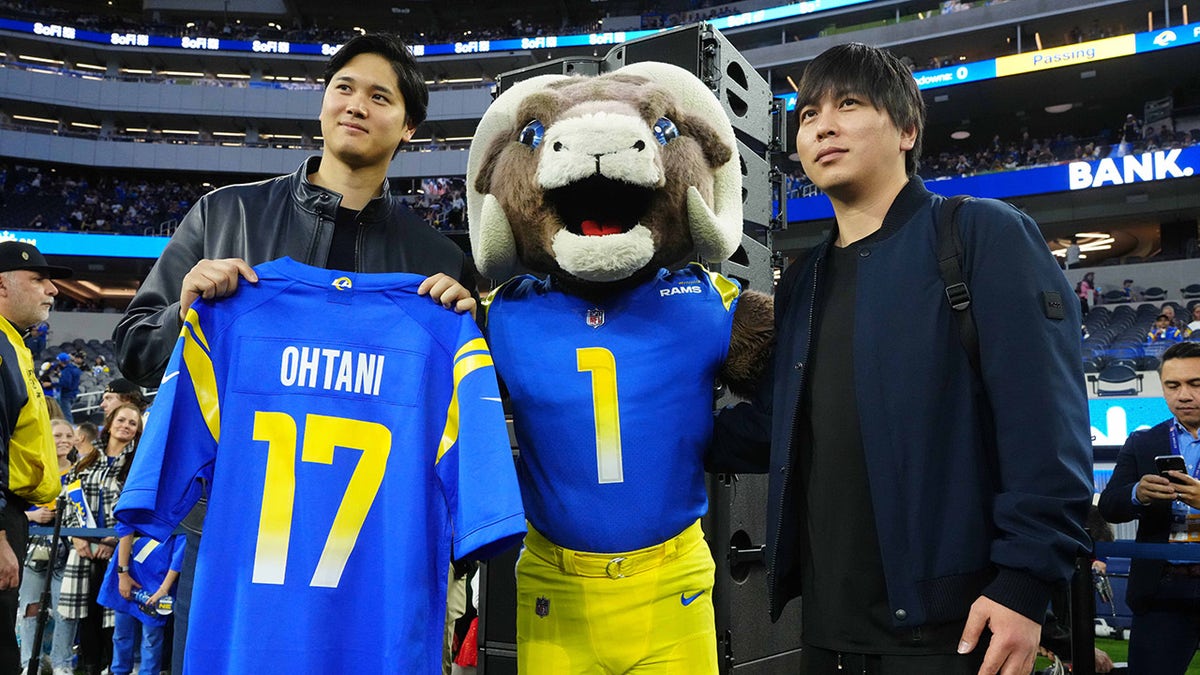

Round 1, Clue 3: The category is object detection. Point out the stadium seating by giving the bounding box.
[1087,363,1144,396]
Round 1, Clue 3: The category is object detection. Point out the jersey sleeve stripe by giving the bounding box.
[436,353,496,464]
[455,338,490,361]
[705,269,741,312]
[182,307,213,353]
[181,313,221,444]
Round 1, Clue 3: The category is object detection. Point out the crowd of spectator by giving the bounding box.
[9,110,1195,235]
[0,162,473,235]
[641,4,742,29]
[407,177,468,232]
[0,163,212,235]
[0,0,602,51]
[919,122,1199,181]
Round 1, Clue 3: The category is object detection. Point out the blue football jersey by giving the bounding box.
[484,264,739,552]
[115,258,525,675]
[97,534,187,628]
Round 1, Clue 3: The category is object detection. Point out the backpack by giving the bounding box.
[935,195,980,376]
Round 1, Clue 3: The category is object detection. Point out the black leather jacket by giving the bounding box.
[115,157,470,387]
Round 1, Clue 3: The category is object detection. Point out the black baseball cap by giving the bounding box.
[0,241,72,279]
[105,378,141,396]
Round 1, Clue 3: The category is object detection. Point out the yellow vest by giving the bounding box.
[0,319,59,505]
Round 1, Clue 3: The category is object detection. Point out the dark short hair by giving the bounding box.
[1160,341,1200,373]
[1158,314,1171,321]
[1123,279,1133,284]
[795,42,925,177]
[322,33,428,130]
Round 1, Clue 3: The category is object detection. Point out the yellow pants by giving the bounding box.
[515,520,718,675]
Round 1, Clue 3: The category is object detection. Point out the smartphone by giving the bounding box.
[1156,454,1188,483]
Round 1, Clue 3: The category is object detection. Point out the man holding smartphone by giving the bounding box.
[1099,340,1200,673]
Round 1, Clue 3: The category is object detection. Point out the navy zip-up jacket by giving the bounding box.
[709,178,1093,627]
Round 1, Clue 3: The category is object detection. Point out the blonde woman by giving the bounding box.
[60,404,143,675]
[17,419,77,675]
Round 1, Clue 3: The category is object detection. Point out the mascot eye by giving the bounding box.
[518,119,545,149]
[652,117,679,145]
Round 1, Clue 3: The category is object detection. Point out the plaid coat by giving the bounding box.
[58,442,135,623]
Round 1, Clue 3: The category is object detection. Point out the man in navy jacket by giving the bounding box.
[709,43,1092,674]
[1099,341,1200,674]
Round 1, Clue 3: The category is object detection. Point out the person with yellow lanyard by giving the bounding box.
[0,241,73,675]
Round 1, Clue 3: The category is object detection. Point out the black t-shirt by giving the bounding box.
[325,206,359,272]
[799,238,961,654]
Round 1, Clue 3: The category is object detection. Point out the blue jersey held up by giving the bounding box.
[115,258,525,675]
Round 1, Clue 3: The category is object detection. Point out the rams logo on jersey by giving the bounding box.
[659,284,702,298]
[331,276,353,291]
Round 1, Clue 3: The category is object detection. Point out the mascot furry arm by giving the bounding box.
[467,62,772,397]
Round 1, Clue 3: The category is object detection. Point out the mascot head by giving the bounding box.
[467,62,743,291]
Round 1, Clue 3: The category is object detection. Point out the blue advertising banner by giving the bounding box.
[0,230,168,258]
[1089,396,1171,446]
[788,145,1200,223]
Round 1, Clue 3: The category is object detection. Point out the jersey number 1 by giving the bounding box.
[251,411,391,588]
[577,347,624,484]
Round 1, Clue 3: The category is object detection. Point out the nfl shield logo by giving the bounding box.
[535,596,550,618]
[586,308,605,329]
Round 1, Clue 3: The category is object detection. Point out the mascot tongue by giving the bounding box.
[580,219,624,236]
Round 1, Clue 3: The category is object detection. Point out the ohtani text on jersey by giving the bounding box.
[278,345,386,396]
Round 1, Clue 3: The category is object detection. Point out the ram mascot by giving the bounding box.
[467,62,773,673]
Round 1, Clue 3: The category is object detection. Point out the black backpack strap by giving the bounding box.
[935,195,980,377]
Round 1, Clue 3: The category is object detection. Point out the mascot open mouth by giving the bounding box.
[546,176,655,236]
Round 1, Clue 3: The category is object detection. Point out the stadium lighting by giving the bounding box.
[69,122,101,129]
[161,129,200,135]
[75,63,105,71]
[1045,103,1073,114]
[18,55,64,65]
[216,73,251,79]
[212,131,247,137]
[12,115,58,124]
[161,70,206,77]
[950,130,970,140]
[1053,232,1115,258]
